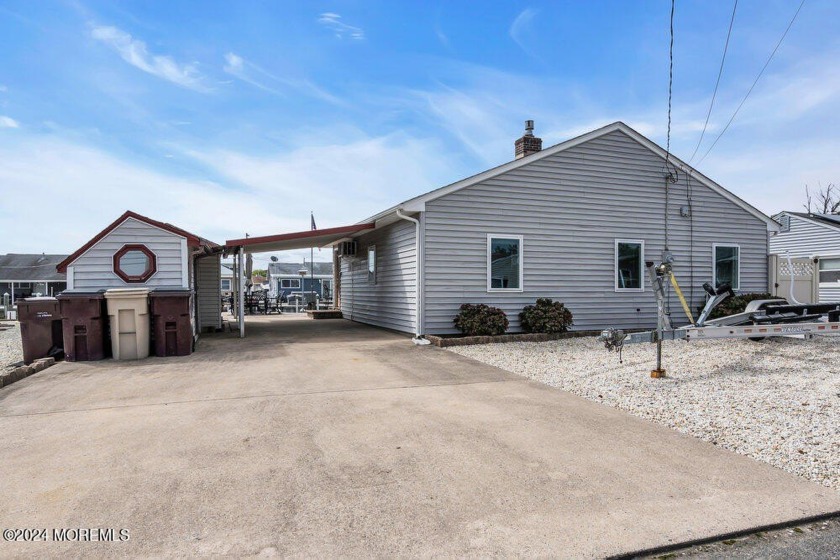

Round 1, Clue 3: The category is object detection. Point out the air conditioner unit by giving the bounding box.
[337,241,358,258]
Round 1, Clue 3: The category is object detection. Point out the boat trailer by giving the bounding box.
[599,260,840,377]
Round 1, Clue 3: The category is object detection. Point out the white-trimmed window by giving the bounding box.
[280,279,300,289]
[615,240,644,292]
[368,245,376,284]
[819,257,840,284]
[713,244,740,290]
[220,279,231,291]
[487,234,523,292]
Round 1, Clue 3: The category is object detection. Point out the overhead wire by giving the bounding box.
[695,0,806,166]
[688,0,738,164]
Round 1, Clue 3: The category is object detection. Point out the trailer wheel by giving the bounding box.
[748,336,767,342]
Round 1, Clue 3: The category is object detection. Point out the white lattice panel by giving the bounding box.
[779,261,814,277]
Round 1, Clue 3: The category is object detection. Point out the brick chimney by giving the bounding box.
[514,119,542,159]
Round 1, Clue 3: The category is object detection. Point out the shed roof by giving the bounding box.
[0,254,68,282]
[226,223,375,253]
[360,121,779,232]
[57,210,219,273]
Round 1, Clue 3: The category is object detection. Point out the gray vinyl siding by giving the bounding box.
[196,254,222,330]
[340,220,416,333]
[422,129,769,334]
[769,214,840,302]
[69,217,186,289]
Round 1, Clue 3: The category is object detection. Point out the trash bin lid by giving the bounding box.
[149,287,193,297]
[57,289,107,298]
[20,296,58,301]
[104,288,151,299]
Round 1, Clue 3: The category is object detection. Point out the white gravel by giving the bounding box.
[448,335,840,490]
[1,322,23,370]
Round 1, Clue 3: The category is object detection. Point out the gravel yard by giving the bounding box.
[448,335,840,490]
[1,323,23,370]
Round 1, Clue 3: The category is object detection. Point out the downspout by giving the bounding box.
[396,208,430,345]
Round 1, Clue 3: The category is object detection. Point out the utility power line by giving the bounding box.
[695,0,806,166]
[688,0,738,164]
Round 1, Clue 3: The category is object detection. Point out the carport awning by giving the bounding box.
[226,223,375,253]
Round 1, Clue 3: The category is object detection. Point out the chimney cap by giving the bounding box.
[524,120,534,136]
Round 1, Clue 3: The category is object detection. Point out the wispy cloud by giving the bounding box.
[223,51,345,105]
[434,23,450,49]
[223,52,280,94]
[90,25,209,92]
[0,115,19,128]
[509,8,538,57]
[318,13,365,41]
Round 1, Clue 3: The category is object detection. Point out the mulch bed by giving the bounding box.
[425,330,605,348]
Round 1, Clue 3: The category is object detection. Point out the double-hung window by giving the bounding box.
[819,257,840,284]
[487,235,523,291]
[615,240,644,292]
[280,279,300,289]
[713,245,740,290]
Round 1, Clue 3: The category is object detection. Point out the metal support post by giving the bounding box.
[238,246,245,338]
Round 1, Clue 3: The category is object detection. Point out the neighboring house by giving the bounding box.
[57,210,223,334]
[769,211,840,303]
[268,262,333,299]
[0,253,68,302]
[220,261,234,296]
[336,121,779,336]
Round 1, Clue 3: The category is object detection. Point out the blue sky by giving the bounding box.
[1,0,838,263]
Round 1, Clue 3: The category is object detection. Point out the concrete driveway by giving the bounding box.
[1,315,837,558]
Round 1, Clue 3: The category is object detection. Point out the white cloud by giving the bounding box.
[0,129,458,258]
[223,52,280,94]
[0,137,259,252]
[182,132,455,224]
[90,25,209,92]
[222,51,345,105]
[509,8,538,56]
[0,116,19,128]
[317,13,365,41]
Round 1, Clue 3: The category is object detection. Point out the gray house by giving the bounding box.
[0,253,68,302]
[268,261,333,300]
[337,121,779,336]
[769,212,840,303]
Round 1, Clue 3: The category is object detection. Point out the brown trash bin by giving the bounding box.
[149,289,193,357]
[57,291,110,362]
[17,297,63,365]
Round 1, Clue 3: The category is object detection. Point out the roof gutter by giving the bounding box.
[395,208,429,345]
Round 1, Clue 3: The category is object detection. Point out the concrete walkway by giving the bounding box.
[0,316,837,558]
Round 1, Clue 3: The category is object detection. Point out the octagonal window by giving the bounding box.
[113,244,157,283]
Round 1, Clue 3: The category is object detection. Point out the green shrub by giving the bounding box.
[706,292,774,319]
[453,303,509,336]
[519,298,574,334]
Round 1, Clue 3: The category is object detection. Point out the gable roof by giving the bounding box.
[268,261,334,277]
[364,121,778,232]
[57,210,219,273]
[777,211,840,233]
[0,254,68,281]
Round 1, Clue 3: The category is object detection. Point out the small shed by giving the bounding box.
[56,210,223,335]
